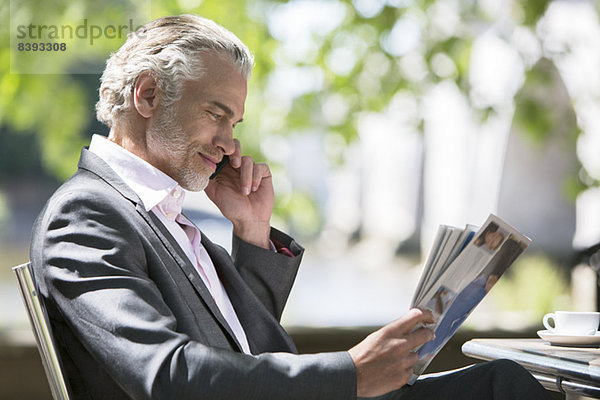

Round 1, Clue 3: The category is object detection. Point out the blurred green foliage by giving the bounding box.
[513,58,585,202]
[1,0,598,236]
[521,0,553,26]
[514,59,578,146]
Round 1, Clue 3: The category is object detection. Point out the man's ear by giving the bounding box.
[133,71,158,119]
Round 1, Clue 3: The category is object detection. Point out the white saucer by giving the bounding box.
[537,330,600,347]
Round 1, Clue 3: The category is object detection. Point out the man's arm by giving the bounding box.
[31,187,356,400]
[205,147,436,397]
[231,228,304,321]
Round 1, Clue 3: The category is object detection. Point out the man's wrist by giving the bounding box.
[232,221,271,250]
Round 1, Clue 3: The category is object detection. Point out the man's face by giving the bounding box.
[147,53,247,191]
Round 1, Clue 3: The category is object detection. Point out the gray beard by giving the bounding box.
[148,109,210,192]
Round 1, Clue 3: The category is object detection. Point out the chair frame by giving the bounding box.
[13,262,71,400]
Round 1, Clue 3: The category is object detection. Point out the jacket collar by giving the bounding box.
[87,134,179,212]
[77,147,141,206]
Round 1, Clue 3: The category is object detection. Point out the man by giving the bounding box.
[30,14,551,399]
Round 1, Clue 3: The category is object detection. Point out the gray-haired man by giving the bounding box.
[30,14,551,399]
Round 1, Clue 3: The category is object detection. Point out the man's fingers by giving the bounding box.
[386,308,435,336]
[407,326,435,349]
[379,308,435,351]
[239,155,254,195]
[229,139,242,168]
[218,148,272,196]
[251,163,271,192]
[350,310,436,398]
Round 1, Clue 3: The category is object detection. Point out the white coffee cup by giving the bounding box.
[543,311,600,336]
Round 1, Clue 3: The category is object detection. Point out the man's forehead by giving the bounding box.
[183,61,247,101]
[180,70,247,113]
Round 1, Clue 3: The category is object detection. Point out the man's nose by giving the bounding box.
[214,125,235,155]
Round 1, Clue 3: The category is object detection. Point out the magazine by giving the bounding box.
[408,214,531,384]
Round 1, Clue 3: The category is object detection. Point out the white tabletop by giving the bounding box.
[462,338,600,398]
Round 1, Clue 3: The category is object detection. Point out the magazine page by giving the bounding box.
[413,225,478,306]
[415,215,529,310]
[443,224,478,274]
[408,214,531,383]
[411,225,448,306]
[412,226,461,306]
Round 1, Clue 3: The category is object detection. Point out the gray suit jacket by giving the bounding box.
[30,148,355,399]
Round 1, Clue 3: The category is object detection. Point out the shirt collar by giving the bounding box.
[88,134,184,212]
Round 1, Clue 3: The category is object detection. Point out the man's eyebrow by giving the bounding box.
[212,101,243,123]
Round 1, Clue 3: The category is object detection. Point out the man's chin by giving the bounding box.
[177,171,210,192]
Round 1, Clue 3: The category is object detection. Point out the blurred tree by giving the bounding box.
[1,0,597,237]
[512,58,584,201]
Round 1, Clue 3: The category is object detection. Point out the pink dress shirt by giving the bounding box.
[89,134,251,354]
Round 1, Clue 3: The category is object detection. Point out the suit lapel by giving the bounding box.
[136,206,244,351]
[201,235,298,354]
[77,148,244,352]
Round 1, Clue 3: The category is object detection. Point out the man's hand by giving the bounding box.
[348,308,435,398]
[204,139,274,249]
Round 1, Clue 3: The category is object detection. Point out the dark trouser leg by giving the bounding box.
[366,359,552,400]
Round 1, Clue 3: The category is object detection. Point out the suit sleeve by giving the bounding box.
[231,227,304,321]
[30,188,356,400]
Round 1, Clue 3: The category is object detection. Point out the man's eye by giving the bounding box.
[207,111,223,120]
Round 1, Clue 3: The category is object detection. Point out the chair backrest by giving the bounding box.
[13,262,71,400]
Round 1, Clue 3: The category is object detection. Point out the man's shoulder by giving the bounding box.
[52,168,125,205]
[38,168,136,228]
[31,167,142,252]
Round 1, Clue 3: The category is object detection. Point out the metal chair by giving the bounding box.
[13,262,71,400]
